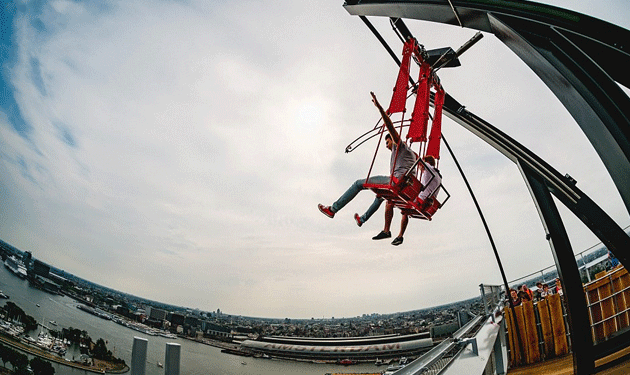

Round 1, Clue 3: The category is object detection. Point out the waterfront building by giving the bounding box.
[31,274,62,294]
[168,312,185,326]
[184,315,200,330]
[32,259,51,278]
[202,321,231,339]
[22,251,32,270]
[240,333,433,361]
[149,307,168,321]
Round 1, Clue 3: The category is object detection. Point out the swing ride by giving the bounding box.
[357,38,450,221]
[342,28,485,221]
[340,1,630,374]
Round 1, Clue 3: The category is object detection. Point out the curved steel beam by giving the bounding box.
[341,3,630,373]
[343,0,630,218]
[439,92,630,372]
[440,93,630,269]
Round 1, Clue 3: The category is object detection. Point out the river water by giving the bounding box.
[1,266,382,375]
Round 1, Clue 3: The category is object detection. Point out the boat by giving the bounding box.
[36,304,40,307]
[0,291,9,299]
[4,255,27,278]
[159,332,177,339]
[339,359,355,365]
[24,336,37,344]
[374,358,383,366]
[17,264,27,278]
[157,362,163,368]
[52,343,67,355]
[7,325,24,337]
[241,361,247,365]
[36,333,53,349]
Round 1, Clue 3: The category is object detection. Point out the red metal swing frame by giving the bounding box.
[362,39,450,220]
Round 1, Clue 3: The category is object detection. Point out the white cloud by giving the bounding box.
[1,0,629,318]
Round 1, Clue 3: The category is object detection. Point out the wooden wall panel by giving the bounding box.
[548,294,568,356]
[537,298,555,358]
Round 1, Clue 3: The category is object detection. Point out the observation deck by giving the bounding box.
[342,1,630,374]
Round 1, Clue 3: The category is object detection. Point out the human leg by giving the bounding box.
[372,200,394,240]
[330,178,366,213]
[320,178,365,218]
[383,200,394,233]
[358,196,384,224]
[392,214,409,246]
[398,214,409,238]
[325,175,389,214]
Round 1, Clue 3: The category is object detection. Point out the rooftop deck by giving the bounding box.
[508,347,630,375]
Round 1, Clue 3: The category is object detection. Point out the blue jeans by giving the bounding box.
[331,175,391,223]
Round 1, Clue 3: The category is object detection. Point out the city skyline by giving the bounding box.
[0,231,613,321]
[2,237,483,320]
[1,0,629,318]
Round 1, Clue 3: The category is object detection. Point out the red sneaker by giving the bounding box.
[354,213,363,227]
[318,204,335,218]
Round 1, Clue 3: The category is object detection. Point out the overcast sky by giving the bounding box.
[1,0,629,319]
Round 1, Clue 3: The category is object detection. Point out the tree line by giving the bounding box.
[2,303,37,332]
[1,300,126,371]
[0,342,55,375]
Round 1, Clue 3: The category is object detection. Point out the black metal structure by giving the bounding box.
[442,91,630,375]
[344,0,630,216]
[521,162,593,373]
[342,1,630,373]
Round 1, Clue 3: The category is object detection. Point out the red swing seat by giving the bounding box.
[363,174,442,221]
[361,38,450,220]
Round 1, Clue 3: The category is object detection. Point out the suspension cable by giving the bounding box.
[360,16,509,286]
[441,134,513,297]
[358,14,525,354]
[360,16,402,66]
[446,0,464,27]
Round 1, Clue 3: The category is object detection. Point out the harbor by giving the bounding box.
[0,332,127,374]
[0,265,388,375]
[1,0,630,374]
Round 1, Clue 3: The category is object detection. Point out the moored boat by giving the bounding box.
[4,256,27,278]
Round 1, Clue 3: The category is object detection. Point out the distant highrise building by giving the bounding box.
[169,312,185,326]
[184,315,200,329]
[23,251,32,270]
[32,260,50,278]
[149,307,167,321]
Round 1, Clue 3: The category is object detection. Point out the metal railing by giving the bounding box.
[480,284,504,316]
[391,284,507,375]
[508,245,611,289]
[584,266,630,344]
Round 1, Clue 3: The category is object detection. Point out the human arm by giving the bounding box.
[371,92,401,144]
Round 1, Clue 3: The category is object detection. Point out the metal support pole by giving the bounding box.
[582,253,592,282]
[131,337,148,375]
[494,319,508,375]
[480,284,489,317]
[164,342,181,375]
[520,162,594,374]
